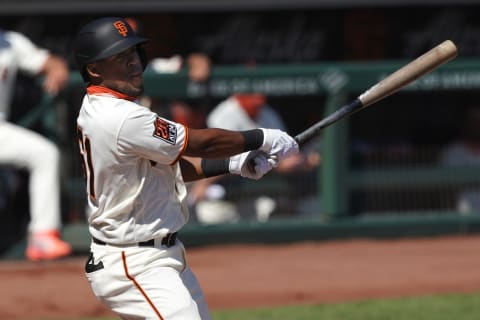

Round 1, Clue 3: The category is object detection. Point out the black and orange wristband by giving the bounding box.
[240,129,263,151]
[201,158,230,177]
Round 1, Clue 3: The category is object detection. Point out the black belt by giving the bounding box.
[92,232,177,248]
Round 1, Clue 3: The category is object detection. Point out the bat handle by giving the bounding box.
[294,99,363,147]
[294,136,302,146]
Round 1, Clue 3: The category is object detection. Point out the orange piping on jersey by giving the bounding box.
[121,251,164,320]
[87,85,138,101]
[169,125,189,165]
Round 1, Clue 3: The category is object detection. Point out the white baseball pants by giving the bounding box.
[0,121,61,232]
[86,240,211,320]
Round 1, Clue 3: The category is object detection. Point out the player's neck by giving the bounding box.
[87,85,137,101]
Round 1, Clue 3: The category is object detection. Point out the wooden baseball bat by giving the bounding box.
[294,40,458,146]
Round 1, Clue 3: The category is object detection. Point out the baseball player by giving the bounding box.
[0,28,72,261]
[73,17,298,320]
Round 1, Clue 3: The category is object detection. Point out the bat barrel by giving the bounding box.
[293,40,457,149]
[358,40,458,107]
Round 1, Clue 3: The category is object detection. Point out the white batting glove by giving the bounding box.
[259,128,299,161]
[229,150,275,180]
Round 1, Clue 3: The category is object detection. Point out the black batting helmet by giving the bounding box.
[73,17,149,82]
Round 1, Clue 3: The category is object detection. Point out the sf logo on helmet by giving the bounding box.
[113,21,129,37]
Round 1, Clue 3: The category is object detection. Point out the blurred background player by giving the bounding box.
[0,28,72,261]
[189,93,320,223]
[439,104,480,213]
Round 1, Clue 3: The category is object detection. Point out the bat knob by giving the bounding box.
[268,155,279,167]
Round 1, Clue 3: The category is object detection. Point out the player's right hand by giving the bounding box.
[259,128,299,161]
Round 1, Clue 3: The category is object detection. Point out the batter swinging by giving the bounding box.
[73,17,299,320]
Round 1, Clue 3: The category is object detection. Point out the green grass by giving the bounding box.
[213,292,480,320]
[36,292,480,320]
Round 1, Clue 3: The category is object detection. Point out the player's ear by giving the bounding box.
[86,63,101,80]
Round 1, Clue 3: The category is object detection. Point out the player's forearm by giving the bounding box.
[184,128,263,158]
[179,157,205,182]
[180,156,230,182]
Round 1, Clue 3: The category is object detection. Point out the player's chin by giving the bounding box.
[122,84,144,97]
[129,76,144,95]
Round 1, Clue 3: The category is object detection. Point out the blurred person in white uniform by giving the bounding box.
[0,29,72,261]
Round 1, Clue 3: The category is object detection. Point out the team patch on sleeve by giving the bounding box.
[153,117,177,145]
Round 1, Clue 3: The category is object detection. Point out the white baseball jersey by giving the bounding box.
[0,30,49,121]
[77,86,189,244]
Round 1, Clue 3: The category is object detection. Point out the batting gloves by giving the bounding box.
[259,128,299,162]
[229,150,276,180]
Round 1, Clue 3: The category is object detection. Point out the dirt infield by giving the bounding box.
[1,234,480,319]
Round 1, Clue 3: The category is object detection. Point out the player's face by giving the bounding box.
[96,46,144,97]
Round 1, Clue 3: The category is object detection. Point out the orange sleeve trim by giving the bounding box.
[122,252,164,320]
[169,125,189,165]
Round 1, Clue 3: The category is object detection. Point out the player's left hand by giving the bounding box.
[229,150,276,180]
[259,128,299,162]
